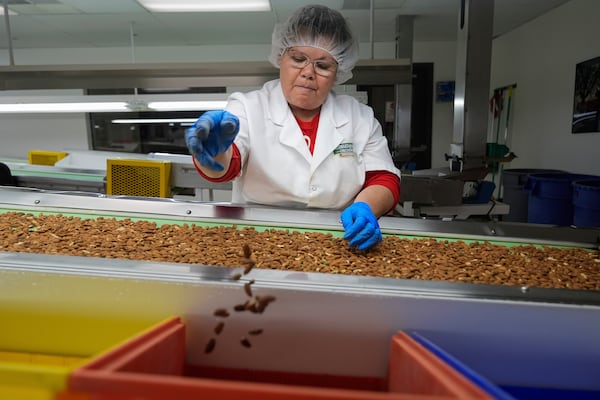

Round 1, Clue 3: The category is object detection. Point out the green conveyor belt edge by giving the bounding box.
[1,208,587,249]
[12,169,104,181]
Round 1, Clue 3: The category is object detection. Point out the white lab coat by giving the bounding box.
[225,79,400,209]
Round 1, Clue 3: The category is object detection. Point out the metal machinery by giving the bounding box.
[1,186,599,398]
[3,150,231,201]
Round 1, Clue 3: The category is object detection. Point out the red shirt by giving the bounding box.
[295,114,319,155]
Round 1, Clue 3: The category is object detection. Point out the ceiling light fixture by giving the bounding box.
[0,94,229,114]
[148,101,227,111]
[0,102,130,113]
[112,118,197,124]
[137,0,271,12]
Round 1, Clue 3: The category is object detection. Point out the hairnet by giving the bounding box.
[268,4,359,85]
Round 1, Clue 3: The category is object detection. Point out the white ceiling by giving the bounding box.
[0,0,571,50]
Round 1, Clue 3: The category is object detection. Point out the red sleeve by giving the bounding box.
[364,170,401,205]
[192,144,242,182]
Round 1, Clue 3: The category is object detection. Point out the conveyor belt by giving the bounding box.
[1,186,599,394]
[4,160,106,192]
[3,155,231,197]
[3,159,105,179]
[1,186,598,246]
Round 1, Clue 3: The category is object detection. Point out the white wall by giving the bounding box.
[490,0,600,176]
[0,113,89,160]
[0,89,90,160]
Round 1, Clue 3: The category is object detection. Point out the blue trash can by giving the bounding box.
[525,173,594,225]
[572,179,600,228]
[501,169,563,222]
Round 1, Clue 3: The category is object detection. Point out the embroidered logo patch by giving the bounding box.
[333,142,355,157]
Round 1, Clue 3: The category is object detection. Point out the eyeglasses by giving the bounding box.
[285,49,338,77]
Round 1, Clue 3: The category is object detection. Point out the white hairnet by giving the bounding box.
[268,4,359,85]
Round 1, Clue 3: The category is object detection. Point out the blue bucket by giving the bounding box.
[525,173,593,225]
[572,179,600,228]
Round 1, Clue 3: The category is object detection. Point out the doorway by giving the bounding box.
[358,62,433,170]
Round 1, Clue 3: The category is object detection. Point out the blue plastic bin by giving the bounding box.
[501,169,563,222]
[409,333,516,400]
[525,173,594,225]
[410,332,600,400]
[464,181,496,204]
[572,179,600,228]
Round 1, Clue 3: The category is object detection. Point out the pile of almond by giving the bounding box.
[1,212,599,290]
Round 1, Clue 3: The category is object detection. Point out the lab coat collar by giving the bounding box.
[267,80,350,128]
[269,80,349,170]
[311,96,346,173]
[268,80,289,126]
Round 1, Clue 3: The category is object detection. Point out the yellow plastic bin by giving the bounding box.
[0,309,178,399]
[28,150,69,166]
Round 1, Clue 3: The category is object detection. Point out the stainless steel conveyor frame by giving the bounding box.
[1,186,599,392]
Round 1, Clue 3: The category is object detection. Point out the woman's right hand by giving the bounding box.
[340,202,382,251]
[185,110,239,171]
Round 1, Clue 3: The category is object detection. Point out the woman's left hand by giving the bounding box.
[340,202,382,251]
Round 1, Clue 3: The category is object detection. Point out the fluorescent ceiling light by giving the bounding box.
[148,101,227,111]
[0,102,129,113]
[137,0,271,12]
[112,118,197,124]
[0,94,229,113]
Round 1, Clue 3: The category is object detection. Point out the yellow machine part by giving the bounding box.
[106,158,172,198]
[28,150,68,166]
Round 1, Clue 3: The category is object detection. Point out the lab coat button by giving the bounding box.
[310,186,317,192]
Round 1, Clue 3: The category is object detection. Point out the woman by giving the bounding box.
[186,4,400,251]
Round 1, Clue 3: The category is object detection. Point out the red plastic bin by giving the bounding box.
[63,318,493,400]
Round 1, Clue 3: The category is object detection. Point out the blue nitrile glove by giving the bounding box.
[185,110,239,171]
[340,202,382,251]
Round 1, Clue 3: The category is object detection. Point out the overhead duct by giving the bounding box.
[450,0,494,171]
[0,60,412,90]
